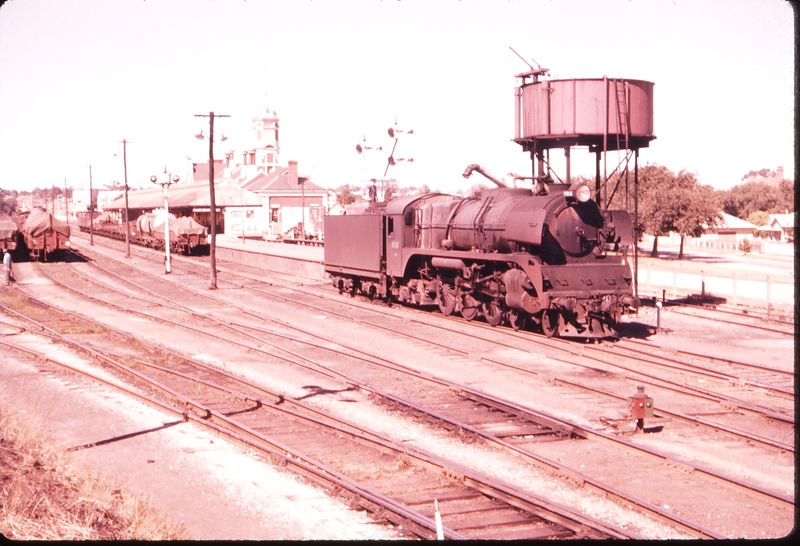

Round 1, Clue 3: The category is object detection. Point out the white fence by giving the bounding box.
[637,264,794,308]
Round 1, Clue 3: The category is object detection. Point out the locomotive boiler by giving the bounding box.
[324,166,639,339]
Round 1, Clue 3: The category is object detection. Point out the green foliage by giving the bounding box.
[605,164,721,257]
[1,196,18,214]
[741,168,775,181]
[746,210,770,226]
[0,190,19,214]
[720,180,793,219]
[332,185,360,208]
[383,179,399,202]
[616,164,720,244]
[738,239,752,254]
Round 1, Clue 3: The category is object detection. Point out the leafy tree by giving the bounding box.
[741,168,775,181]
[778,179,794,213]
[383,179,399,202]
[394,183,433,198]
[0,193,18,214]
[332,185,360,208]
[746,210,770,226]
[671,182,720,259]
[610,164,720,259]
[720,181,788,219]
[738,239,752,254]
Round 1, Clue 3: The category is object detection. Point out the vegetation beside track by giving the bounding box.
[0,397,189,540]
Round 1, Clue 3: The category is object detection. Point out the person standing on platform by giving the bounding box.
[3,248,13,286]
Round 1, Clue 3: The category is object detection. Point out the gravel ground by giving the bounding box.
[0,325,402,540]
[0,239,793,539]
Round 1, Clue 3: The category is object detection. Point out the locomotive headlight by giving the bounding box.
[576,184,591,203]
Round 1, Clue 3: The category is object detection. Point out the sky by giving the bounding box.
[0,0,794,196]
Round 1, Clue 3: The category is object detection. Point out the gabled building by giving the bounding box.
[757,212,794,242]
[702,212,757,242]
[104,179,262,238]
[242,160,327,239]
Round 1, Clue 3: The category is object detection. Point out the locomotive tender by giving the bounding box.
[324,166,639,339]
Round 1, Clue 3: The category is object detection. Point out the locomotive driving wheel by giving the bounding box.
[460,294,479,321]
[481,298,504,327]
[507,309,526,331]
[436,281,456,316]
[541,309,562,338]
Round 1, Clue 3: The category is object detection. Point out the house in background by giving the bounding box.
[189,102,327,239]
[242,160,326,239]
[702,212,757,243]
[103,179,262,238]
[757,211,794,242]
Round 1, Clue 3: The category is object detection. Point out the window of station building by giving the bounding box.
[270,208,279,223]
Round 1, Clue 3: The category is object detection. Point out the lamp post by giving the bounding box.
[194,111,229,290]
[118,139,132,258]
[150,168,179,274]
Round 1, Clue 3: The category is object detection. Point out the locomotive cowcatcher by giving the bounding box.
[324,166,639,339]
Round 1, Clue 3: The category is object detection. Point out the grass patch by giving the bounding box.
[0,398,190,540]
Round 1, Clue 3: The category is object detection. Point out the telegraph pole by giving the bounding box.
[118,139,132,258]
[194,111,229,290]
[88,165,94,245]
[64,177,68,225]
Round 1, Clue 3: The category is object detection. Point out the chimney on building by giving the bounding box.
[288,160,298,187]
[776,166,784,180]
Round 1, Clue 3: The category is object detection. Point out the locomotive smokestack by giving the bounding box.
[462,164,507,188]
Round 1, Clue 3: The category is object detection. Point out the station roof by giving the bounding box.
[242,165,325,194]
[105,179,261,211]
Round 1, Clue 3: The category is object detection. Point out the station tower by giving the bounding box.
[245,99,280,174]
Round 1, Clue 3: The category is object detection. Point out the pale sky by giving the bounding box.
[0,0,794,196]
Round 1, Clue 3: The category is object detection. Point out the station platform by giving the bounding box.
[215,235,325,279]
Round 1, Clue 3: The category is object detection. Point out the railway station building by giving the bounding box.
[103,179,263,238]
[102,101,328,240]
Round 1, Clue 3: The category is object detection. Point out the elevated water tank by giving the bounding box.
[514,76,655,151]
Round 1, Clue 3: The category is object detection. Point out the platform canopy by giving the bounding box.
[105,179,261,211]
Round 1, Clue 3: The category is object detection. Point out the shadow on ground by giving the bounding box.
[616,321,656,340]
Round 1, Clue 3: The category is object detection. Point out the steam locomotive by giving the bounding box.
[324,165,639,339]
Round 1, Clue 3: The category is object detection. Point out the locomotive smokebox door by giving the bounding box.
[628,385,654,420]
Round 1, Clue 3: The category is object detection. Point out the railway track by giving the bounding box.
[5,243,792,536]
[141,247,794,454]
[1,275,647,540]
[666,300,794,335]
[66,240,795,450]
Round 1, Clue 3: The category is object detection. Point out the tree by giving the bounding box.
[746,210,770,226]
[671,182,720,259]
[613,164,720,259]
[720,181,788,219]
[741,168,775,181]
[332,185,360,209]
[383,179,399,202]
[738,239,752,255]
[778,179,794,213]
[0,193,18,214]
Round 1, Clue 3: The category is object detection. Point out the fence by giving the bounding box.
[636,263,794,309]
